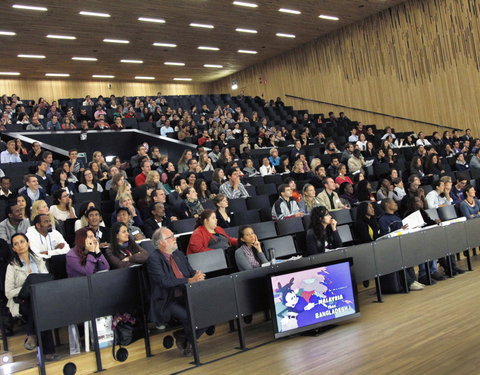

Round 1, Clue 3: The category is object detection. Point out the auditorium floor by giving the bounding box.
[103,257,480,375]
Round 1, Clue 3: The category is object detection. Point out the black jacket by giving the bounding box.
[305,228,342,256]
[147,249,195,324]
[143,217,171,239]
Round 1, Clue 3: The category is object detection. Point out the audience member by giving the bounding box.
[235,226,268,271]
[105,222,149,268]
[305,206,341,256]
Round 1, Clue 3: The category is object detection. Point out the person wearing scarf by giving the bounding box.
[235,226,268,271]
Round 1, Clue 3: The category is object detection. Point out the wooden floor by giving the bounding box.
[12,256,480,375]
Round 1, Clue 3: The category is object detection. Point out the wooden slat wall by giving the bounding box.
[210,0,480,135]
[0,79,208,103]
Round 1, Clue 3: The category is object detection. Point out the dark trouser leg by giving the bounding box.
[168,300,206,345]
[405,267,416,286]
[22,302,55,354]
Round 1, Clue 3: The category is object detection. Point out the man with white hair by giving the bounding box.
[147,228,206,356]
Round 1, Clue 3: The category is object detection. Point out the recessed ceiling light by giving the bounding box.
[276,33,295,38]
[121,59,143,63]
[103,38,129,44]
[238,49,257,54]
[204,64,223,68]
[164,62,185,66]
[153,42,177,47]
[0,31,16,36]
[173,78,192,81]
[72,57,97,61]
[12,4,47,11]
[18,54,45,58]
[0,72,20,76]
[46,34,76,40]
[235,28,257,34]
[233,1,258,8]
[135,76,155,80]
[92,75,114,78]
[79,11,110,17]
[189,23,214,29]
[279,8,301,15]
[45,73,70,77]
[198,46,220,51]
[138,17,165,23]
[319,14,339,21]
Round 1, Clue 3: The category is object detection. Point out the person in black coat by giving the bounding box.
[305,206,342,256]
[143,202,171,239]
[354,202,380,243]
[147,227,206,356]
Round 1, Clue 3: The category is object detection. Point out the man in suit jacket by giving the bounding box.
[143,202,171,238]
[147,227,206,356]
[316,177,346,211]
[85,207,110,248]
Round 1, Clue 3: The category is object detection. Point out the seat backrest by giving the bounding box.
[424,208,439,221]
[246,195,270,210]
[251,221,277,240]
[187,249,228,273]
[337,225,354,244]
[228,198,247,212]
[262,235,297,259]
[170,218,196,234]
[255,183,277,196]
[232,209,260,226]
[331,209,353,225]
[437,205,457,221]
[275,217,304,236]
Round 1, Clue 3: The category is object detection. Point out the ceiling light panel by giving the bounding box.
[80,11,110,17]
[279,8,301,15]
[204,64,223,68]
[12,4,47,11]
[235,28,257,33]
[46,34,76,40]
[233,1,258,8]
[164,62,185,66]
[92,75,114,78]
[173,78,192,81]
[103,39,129,44]
[319,15,339,21]
[189,23,214,29]
[138,17,165,23]
[0,31,16,36]
[135,76,155,80]
[198,46,220,51]
[276,33,295,38]
[72,57,97,61]
[238,49,257,54]
[45,73,70,77]
[121,59,143,63]
[0,72,20,76]
[153,42,177,47]
[18,54,45,58]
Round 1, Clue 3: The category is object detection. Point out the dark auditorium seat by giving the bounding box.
[232,209,260,226]
[170,218,196,234]
[437,205,457,222]
[275,217,304,236]
[187,249,228,273]
[262,235,297,259]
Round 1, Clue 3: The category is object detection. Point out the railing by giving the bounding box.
[285,94,458,131]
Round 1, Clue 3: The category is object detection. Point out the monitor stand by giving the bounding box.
[300,324,337,337]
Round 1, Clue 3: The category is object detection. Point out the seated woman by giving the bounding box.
[235,226,268,271]
[213,194,231,228]
[113,193,143,227]
[194,179,212,205]
[74,201,105,231]
[334,164,353,186]
[186,210,238,255]
[109,173,131,201]
[30,199,56,229]
[339,182,359,207]
[305,206,342,256]
[5,233,57,359]
[354,202,379,243]
[298,183,322,214]
[178,187,204,219]
[376,178,395,201]
[50,167,77,196]
[242,158,260,177]
[259,157,275,176]
[49,189,77,222]
[105,222,149,269]
[66,227,110,277]
[115,207,146,241]
[459,184,480,219]
[78,168,104,193]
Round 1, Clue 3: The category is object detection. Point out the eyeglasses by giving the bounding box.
[164,235,175,241]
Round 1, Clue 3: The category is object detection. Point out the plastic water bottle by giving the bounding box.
[268,248,276,264]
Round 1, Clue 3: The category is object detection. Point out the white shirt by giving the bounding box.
[26,226,70,258]
[348,135,359,143]
[259,165,275,176]
[416,138,431,146]
[425,190,448,209]
[50,205,74,222]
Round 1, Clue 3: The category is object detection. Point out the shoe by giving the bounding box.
[453,267,466,275]
[173,330,186,352]
[431,271,446,281]
[362,280,370,288]
[24,335,36,350]
[183,342,193,357]
[409,281,425,291]
[44,353,59,362]
[155,324,166,330]
[418,276,436,286]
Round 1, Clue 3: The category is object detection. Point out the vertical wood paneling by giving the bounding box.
[0,79,208,103]
[210,0,480,135]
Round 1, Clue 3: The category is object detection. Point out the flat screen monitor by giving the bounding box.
[268,258,360,339]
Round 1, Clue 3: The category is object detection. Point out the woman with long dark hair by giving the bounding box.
[305,206,342,256]
[235,226,268,271]
[66,227,110,277]
[5,233,56,358]
[354,202,380,243]
[105,222,149,269]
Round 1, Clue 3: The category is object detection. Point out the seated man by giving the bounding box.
[219,168,249,199]
[272,184,303,221]
[135,159,151,187]
[18,174,47,206]
[147,228,206,356]
[0,140,22,163]
[26,214,70,258]
[85,207,110,248]
[0,176,14,200]
[0,203,30,242]
[316,177,345,211]
[144,203,171,238]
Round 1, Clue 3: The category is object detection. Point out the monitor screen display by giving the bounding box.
[269,258,360,338]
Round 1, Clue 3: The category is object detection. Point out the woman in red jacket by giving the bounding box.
[186,210,238,255]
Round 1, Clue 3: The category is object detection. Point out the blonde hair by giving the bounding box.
[30,199,56,225]
[293,160,304,173]
[146,171,160,185]
[310,158,321,171]
[116,192,134,206]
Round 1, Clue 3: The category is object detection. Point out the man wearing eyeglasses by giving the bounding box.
[147,228,206,356]
[450,175,468,204]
